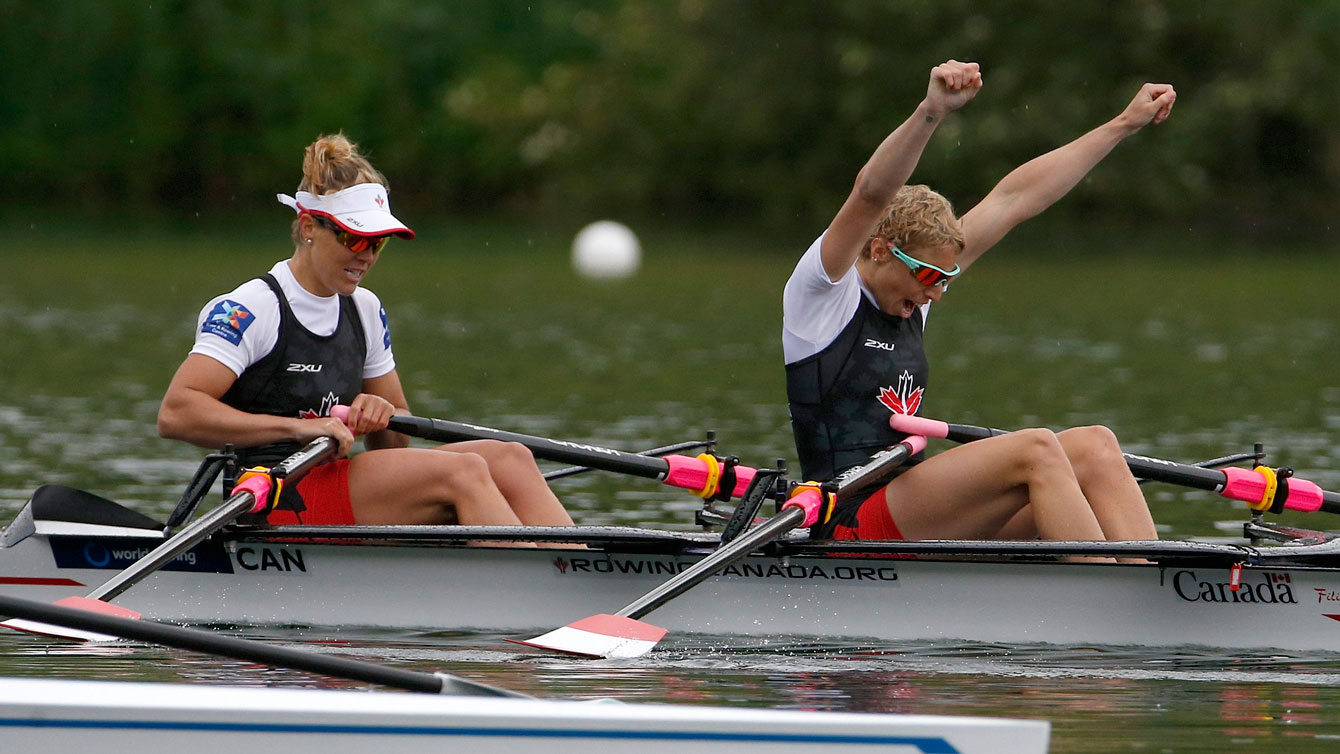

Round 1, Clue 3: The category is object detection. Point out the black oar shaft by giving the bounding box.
[0,594,522,698]
[611,438,922,620]
[389,415,670,480]
[1121,453,1230,492]
[543,439,712,481]
[88,492,255,602]
[936,420,1340,515]
[87,437,338,602]
[833,439,926,502]
[616,506,807,619]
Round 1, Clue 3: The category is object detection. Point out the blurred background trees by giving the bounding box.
[2,0,1336,235]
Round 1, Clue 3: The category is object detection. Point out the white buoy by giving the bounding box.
[572,220,641,279]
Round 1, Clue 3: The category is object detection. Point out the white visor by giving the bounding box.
[277,183,415,239]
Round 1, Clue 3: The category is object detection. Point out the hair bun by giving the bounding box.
[288,132,392,245]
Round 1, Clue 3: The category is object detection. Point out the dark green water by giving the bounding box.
[2,222,1339,751]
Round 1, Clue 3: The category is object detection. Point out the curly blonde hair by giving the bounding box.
[864,185,964,257]
[289,132,389,243]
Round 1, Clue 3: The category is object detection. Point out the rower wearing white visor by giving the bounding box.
[784,61,1174,557]
[159,132,575,536]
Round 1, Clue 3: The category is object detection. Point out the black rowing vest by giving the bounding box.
[786,294,929,484]
[221,274,366,513]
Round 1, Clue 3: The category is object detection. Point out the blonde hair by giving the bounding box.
[865,185,964,257]
[290,132,389,243]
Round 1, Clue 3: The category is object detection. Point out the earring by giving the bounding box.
[306,238,313,244]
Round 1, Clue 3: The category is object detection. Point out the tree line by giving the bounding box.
[2,1,1335,234]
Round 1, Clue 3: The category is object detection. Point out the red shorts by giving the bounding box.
[831,488,905,541]
[263,459,356,526]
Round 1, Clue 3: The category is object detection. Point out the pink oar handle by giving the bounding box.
[781,486,827,528]
[888,414,950,439]
[1221,467,1326,513]
[663,455,758,499]
[330,405,351,423]
[1283,479,1327,513]
[232,473,275,514]
[901,434,928,455]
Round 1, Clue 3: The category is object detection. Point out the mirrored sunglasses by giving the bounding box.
[889,245,960,288]
[314,216,390,254]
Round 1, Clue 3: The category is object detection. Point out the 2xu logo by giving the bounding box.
[286,363,324,373]
[863,338,896,351]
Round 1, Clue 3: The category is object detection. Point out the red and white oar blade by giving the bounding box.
[507,614,667,659]
[0,596,141,642]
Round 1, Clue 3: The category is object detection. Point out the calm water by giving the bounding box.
[3,222,1340,752]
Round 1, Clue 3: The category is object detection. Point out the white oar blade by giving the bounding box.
[507,614,667,659]
[0,597,141,642]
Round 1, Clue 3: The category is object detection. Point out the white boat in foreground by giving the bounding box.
[0,677,1049,754]
[3,483,1340,651]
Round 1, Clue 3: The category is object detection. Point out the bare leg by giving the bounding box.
[1057,425,1158,545]
[347,448,523,526]
[884,428,1108,543]
[434,440,575,526]
[997,507,1038,540]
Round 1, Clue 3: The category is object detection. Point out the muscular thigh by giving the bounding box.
[347,448,462,525]
[881,436,1035,540]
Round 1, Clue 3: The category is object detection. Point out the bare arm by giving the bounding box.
[958,83,1176,270]
[819,60,983,282]
[158,354,356,456]
[359,371,411,450]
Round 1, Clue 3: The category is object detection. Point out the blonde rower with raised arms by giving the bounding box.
[783,61,1175,551]
[159,133,574,535]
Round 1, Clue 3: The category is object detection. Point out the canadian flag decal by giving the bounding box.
[877,371,923,415]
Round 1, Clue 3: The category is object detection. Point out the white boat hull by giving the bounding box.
[2,515,1339,651]
[0,677,1049,754]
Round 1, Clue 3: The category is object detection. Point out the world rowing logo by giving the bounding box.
[877,370,923,415]
[200,299,255,346]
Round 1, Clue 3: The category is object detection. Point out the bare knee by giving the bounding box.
[1009,428,1069,477]
[432,452,496,497]
[1058,425,1125,480]
[492,441,536,471]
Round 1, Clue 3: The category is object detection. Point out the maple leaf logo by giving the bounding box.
[877,371,923,415]
[298,392,342,420]
[553,557,569,574]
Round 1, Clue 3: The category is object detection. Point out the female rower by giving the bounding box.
[158,133,575,533]
[783,60,1175,547]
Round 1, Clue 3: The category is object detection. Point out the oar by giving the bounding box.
[331,406,756,502]
[1,437,338,641]
[890,414,1340,515]
[0,594,526,697]
[511,434,928,659]
[543,437,715,481]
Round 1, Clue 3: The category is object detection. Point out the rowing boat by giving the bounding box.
[0,675,1049,754]
[0,591,1050,754]
[0,676,1049,753]
[3,480,1340,651]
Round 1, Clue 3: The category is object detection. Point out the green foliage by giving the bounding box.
[1,1,1336,233]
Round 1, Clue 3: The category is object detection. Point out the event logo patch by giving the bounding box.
[201,299,255,346]
[49,536,233,574]
[380,306,391,349]
[877,370,923,415]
